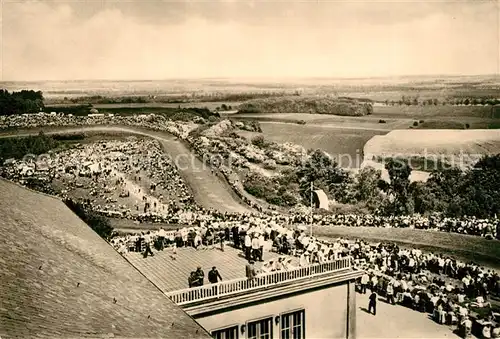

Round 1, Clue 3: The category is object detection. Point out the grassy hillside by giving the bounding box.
[238,96,373,116]
[238,122,385,168]
[313,226,500,269]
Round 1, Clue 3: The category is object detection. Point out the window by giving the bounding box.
[211,325,239,339]
[247,317,273,339]
[281,310,305,339]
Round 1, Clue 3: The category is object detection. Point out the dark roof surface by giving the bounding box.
[0,179,210,339]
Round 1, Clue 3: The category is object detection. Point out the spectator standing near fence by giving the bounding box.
[195,266,205,286]
[246,260,257,280]
[208,266,222,284]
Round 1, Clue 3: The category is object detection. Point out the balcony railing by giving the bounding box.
[166,257,352,306]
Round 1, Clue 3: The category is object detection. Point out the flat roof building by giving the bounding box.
[124,235,362,339]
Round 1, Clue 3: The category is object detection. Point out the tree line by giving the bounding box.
[384,96,500,106]
[244,147,500,218]
[0,90,45,115]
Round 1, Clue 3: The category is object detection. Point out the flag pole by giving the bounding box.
[310,181,313,237]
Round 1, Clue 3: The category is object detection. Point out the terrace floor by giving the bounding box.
[125,245,300,292]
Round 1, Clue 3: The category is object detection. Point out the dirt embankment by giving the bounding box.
[361,129,500,181]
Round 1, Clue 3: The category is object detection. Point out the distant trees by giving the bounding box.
[0,89,44,115]
[0,132,60,162]
[384,96,500,107]
[352,167,384,206]
[238,97,373,116]
[384,158,414,215]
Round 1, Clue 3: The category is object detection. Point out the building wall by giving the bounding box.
[195,282,350,339]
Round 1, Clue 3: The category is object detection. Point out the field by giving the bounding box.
[372,104,495,118]
[238,121,387,168]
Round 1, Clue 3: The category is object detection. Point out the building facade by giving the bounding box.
[167,258,362,339]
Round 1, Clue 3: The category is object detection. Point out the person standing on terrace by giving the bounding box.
[208,266,223,284]
[246,260,257,280]
[195,267,205,286]
[244,233,252,260]
[360,272,369,294]
[251,234,260,261]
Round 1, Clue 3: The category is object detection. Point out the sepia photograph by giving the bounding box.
[0,0,499,338]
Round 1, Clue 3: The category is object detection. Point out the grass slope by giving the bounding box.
[255,122,386,168]
[313,226,500,269]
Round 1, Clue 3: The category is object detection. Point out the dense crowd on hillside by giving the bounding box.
[1,139,194,217]
[3,110,500,338]
[1,112,500,240]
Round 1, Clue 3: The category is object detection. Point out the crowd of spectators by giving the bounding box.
[2,112,499,240]
[111,217,500,338]
[2,138,194,218]
[299,213,499,238]
[351,239,500,338]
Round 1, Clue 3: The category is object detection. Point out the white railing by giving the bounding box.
[166,257,351,305]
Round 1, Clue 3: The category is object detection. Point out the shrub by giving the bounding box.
[413,121,419,127]
[51,133,86,141]
[263,159,277,170]
[64,199,113,241]
[465,123,470,129]
[243,172,297,207]
[0,132,61,161]
[296,120,307,125]
[378,119,386,124]
[419,120,424,124]
[251,135,267,148]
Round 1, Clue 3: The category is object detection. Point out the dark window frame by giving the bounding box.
[246,315,274,339]
[211,324,239,339]
[280,309,305,339]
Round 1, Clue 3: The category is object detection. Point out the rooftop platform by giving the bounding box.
[125,245,355,307]
[125,245,301,293]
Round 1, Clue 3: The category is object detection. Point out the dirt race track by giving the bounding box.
[2,125,500,270]
[0,125,254,214]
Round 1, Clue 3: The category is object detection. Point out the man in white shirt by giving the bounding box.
[360,273,370,294]
[258,234,265,262]
[244,234,252,260]
[157,227,166,250]
[251,235,260,262]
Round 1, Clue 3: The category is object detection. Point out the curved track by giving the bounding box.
[0,125,255,214]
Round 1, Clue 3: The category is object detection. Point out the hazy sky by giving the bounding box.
[1,0,499,81]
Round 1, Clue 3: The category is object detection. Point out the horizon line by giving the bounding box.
[1,73,499,83]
